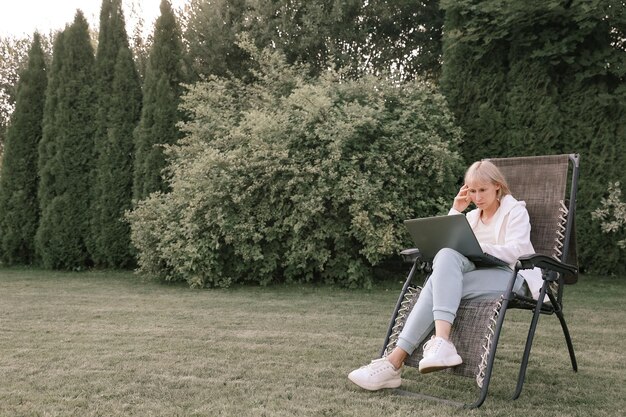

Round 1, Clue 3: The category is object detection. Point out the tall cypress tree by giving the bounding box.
[95,47,142,268]
[133,0,185,201]
[0,33,47,264]
[92,0,141,267]
[37,31,65,220]
[36,12,96,269]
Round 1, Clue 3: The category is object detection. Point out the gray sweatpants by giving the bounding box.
[396,248,525,355]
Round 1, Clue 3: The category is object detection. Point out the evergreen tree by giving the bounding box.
[1,35,35,155]
[36,12,96,269]
[0,33,47,264]
[96,47,142,268]
[37,32,65,219]
[133,0,185,201]
[92,0,141,267]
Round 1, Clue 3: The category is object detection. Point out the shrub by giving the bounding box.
[128,46,463,288]
[592,182,626,251]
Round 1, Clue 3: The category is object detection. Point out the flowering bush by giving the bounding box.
[592,182,626,249]
[127,46,464,287]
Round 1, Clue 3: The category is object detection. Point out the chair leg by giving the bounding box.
[555,309,578,372]
[546,290,578,373]
[512,284,548,400]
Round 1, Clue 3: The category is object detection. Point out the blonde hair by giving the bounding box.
[464,160,511,199]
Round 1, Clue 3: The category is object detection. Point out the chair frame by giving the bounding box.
[380,154,580,408]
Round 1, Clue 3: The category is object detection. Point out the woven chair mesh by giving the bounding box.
[487,155,570,258]
[489,155,578,291]
[386,287,503,380]
[490,155,576,264]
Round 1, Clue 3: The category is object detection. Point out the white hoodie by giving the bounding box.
[449,194,543,299]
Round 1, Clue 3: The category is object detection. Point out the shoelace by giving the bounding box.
[362,357,393,374]
[423,337,443,356]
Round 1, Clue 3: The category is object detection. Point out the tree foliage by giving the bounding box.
[133,0,186,201]
[349,0,444,80]
[92,0,142,267]
[0,34,47,265]
[182,0,251,80]
[36,13,96,269]
[182,0,443,82]
[244,0,363,77]
[127,44,463,288]
[440,0,626,274]
[93,47,142,268]
[0,34,51,164]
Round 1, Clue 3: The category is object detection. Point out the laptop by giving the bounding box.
[403,214,510,267]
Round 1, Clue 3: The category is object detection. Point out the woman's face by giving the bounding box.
[465,180,500,211]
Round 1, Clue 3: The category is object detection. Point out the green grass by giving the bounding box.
[0,268,625,416]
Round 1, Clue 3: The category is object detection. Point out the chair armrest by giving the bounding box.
[400,248,422,263]
[516,253,578,281]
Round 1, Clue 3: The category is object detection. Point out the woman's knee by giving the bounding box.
[433,248,466,267]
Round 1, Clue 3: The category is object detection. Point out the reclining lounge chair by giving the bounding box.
[381,154,580,408]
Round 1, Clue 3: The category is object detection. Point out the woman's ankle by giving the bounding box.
[387,348,408,370]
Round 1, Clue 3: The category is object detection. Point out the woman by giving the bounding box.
[348,160,542,391]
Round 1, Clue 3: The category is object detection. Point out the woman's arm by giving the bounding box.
[452,184,471,213]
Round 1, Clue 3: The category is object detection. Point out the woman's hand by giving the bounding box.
[453,184,471,212]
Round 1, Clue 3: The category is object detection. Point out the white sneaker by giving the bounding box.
[348,357,402,391]
[418,336,463,374]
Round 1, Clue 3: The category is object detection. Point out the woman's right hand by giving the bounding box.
[453,184,471,212]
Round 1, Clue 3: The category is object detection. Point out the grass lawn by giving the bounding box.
[0,268,625,417]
